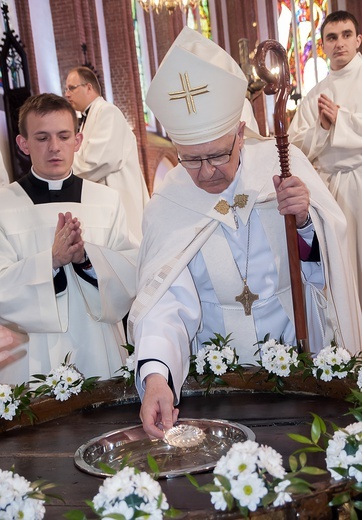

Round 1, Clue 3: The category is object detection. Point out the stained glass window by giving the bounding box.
[132,0,150,126]
[277,0,329,99]
[186,0,211,40]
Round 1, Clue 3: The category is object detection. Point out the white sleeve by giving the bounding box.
[134,267,201,403]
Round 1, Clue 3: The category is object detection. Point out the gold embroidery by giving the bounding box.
[214,194,249,215]
[214,200,230,215]
[168,72,209,114]
[234,194,248,209]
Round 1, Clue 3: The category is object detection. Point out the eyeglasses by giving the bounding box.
[63,83,87,94]
[178,133,238,170]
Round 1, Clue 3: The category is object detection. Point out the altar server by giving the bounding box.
[0,93,138,384]
[289,11,362,301]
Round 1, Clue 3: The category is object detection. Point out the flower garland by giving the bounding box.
[0,353,98,422]
[3,334,362,517]
[64,457,180,520]
[190,440,296,514]
[0,468,58,519]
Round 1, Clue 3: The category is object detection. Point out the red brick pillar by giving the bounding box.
[102,0,149,188]
[14,0,39,94]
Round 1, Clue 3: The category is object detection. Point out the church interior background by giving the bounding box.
[0,0,360,193]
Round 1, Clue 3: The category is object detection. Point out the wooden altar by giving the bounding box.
[0,373,355,519]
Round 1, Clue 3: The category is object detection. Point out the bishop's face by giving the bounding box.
[175,122,245,194]
[16,110,82,181]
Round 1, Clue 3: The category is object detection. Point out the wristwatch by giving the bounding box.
[297,213,312,229]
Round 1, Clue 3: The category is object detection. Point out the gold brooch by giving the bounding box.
[214,194,248,215]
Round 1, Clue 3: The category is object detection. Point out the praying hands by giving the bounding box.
[52,211,85,269]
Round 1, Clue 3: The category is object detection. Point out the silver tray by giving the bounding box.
[74,418,255,479]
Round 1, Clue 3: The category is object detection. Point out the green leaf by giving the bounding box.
[289,454,298,472]
[298,452,307,468]
[353,500,362,511]
[288,433,314,445]
[299,466,328,475]
[147,454,160,478]
[213,473,231,491]
[310,413,326,443]
[97,462,117,475]
[328,492,351,506]
[185,473,199,489]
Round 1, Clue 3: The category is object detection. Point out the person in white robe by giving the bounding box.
[0,93,138,385]
[65,67,149,242]
[289,10,362,301]
[129,27,362,439]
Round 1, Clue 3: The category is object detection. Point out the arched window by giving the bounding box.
[131,0,155,129]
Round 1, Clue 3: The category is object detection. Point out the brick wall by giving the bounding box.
[102,0,149,187]
[15,0,38,94]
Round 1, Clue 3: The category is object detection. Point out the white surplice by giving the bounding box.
[0,177,138,384]
[129,138,362,402]
[289,53,362,300]
[72,96,149,241]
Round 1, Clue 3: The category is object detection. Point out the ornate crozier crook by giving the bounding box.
[254,39,309,353]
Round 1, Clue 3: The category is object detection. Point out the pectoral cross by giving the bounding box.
[235,281,259,316]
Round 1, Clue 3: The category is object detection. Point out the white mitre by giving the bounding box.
[146,26,248,145]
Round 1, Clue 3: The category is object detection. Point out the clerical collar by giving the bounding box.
[31,168,73,190]
[82,104,92,118]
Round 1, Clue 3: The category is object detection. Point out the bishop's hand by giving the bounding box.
[140,373,179,439]
[273,175,310,228]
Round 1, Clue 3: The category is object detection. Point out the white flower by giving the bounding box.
[313,344,352,381]
[195,358,206,375]
[273,479,292,507]
[222,346,235,363]
[209,358,228,376]
[1,402,18,420]
[0,384,12,401]
[357,368,362,391]
[260,341,298,377]
[101,501,133,520]
[92,466,169,518]
[210,440,287,514]
[53,383,72,402]
[257,445,286,479]
[210,490,228,510]
[326,421,362,482]
[230,473,267,511]
[126,353,135,371]
[0,469,46,519]
[133,471,161,501]
[192,341,238,378]
[224,450,257,477]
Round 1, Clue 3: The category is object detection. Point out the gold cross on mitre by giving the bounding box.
[214,194,249,215]
[168,72,209,114]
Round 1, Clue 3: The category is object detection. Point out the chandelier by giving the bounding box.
[137,0,201,14]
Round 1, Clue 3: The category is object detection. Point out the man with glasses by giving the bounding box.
[129,27,362,439]
[64,66,149,241]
